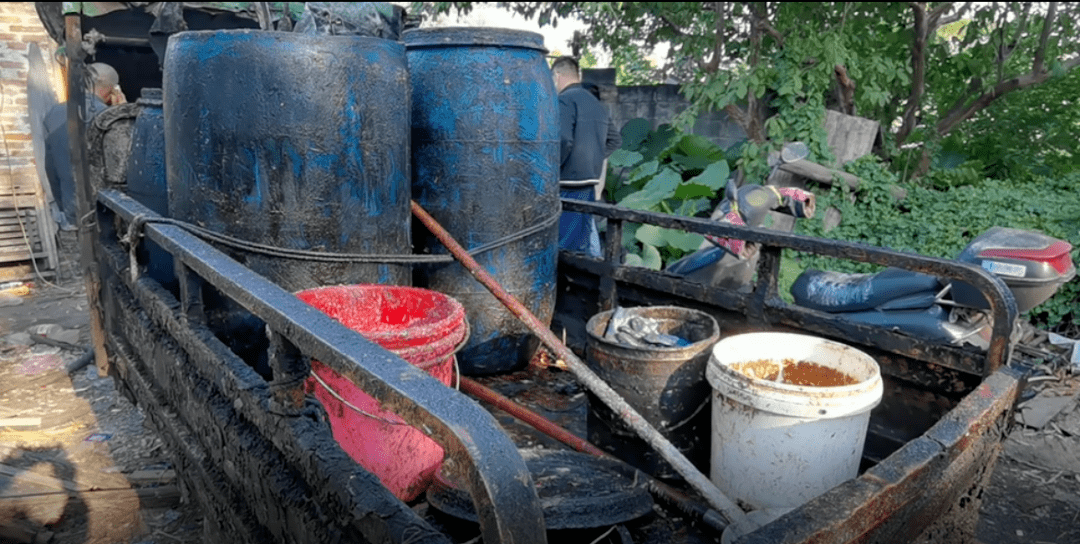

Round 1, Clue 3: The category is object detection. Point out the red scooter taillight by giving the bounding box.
[980,240,1075,275]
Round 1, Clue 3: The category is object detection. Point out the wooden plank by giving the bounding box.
[824,109,880,166]
[0,210,37,220]
[0,418,42,427]
[0,228,40,239]
[779,159,907,200]
[0,250,46,264]
[0,484,182,511]
[0,263,40,283]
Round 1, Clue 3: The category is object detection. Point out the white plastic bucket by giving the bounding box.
[707,332,883,513]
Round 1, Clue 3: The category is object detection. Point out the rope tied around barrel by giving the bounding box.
[119,212,560,265]
[119,213,150,283]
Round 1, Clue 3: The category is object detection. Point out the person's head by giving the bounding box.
[86,63,119,102]
[551,56,580,92]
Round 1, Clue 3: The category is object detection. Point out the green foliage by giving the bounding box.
[942,66,1080,181]
[607,121,731,269]
[792,159,1080,328]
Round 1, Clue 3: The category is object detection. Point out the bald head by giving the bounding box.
[87,63,119,102]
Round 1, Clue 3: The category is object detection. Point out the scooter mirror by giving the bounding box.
[781,142,809,163]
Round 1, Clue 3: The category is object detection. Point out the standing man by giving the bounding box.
[553,56,620,257]
[43,63,125,230]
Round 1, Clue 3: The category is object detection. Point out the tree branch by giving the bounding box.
[997,2,1032,72]
[1032,2,1058,75]
[655,12,688,37]
[702,2,726,73]
[936,54,1080,136]
[927,1,956,28]
[897,2,928,145]
[934,2,972,28]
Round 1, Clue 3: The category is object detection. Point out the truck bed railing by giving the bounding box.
[96,189,546,544]
[560,198,1017,377]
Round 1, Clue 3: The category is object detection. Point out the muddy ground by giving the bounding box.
[1,236,1078,543]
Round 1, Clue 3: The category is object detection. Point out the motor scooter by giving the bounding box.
[665,142,815,290]
[790,227,1076,347]
[667,144,1076,348]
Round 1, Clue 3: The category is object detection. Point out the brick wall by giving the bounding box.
[0,2,60,197]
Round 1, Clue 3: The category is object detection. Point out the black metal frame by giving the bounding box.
[560,198,1018,377]
[90,190,1017,544]
[97,189,546,544]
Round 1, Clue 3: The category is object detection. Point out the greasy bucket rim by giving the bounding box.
[294,285,467,354]
[402,26,547,51]
[706,332,882,395]
[585,305,721,353]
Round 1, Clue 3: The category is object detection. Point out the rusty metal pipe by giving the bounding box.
[412,200,747,526]
[460,377,606,457]
[459,376,727,532]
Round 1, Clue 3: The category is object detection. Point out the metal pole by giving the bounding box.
[412,200,748,526]
[66,13,111,376]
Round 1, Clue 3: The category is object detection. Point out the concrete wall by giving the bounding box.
[583,68,747,151]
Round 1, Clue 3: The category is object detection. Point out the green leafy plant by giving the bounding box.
[606,120,733,269]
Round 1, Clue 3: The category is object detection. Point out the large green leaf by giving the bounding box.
[634,224,667,246]
[608,149,643,168]
[639,124,680,161]
[686,161,731,190]
[676,134,724,160]
[670,153,716,171]
[620,118,652,151]
[673,183,716,199]
[635,224,705,253]
[640,243,663,270]
[627,160,660,183]
[620,169,681,210]
[665,230,706,252]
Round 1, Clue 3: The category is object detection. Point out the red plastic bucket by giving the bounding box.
[297,285,468,501]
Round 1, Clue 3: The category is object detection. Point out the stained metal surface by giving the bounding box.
[406,27,560,375]
[560,198,1017,377]
[98,190,546,544]
[165,30,412,293]
[428,448,654,530]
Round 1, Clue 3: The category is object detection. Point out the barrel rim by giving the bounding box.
[137,87,162,106]
[167,28,407,50]
[402,26,547,52]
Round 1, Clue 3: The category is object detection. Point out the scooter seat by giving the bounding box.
[791,268,942,313]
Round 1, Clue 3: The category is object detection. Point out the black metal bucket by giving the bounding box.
[585,306,720,479]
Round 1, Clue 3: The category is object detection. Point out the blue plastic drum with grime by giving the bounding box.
[405,28,560,375]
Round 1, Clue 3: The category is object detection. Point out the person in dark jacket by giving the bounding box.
[553,56,620,257]
[43,62,123,230]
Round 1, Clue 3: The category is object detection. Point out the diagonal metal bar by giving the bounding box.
[412,200,750,526]
[99,189,546,544]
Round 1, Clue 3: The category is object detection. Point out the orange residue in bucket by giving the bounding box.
[733,359,858,387]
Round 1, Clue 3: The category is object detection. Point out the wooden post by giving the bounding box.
[65,13,110,375]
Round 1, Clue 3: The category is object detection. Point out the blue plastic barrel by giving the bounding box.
[126,88,176,293]
[405,28,560,375]
[164,30,411,292]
